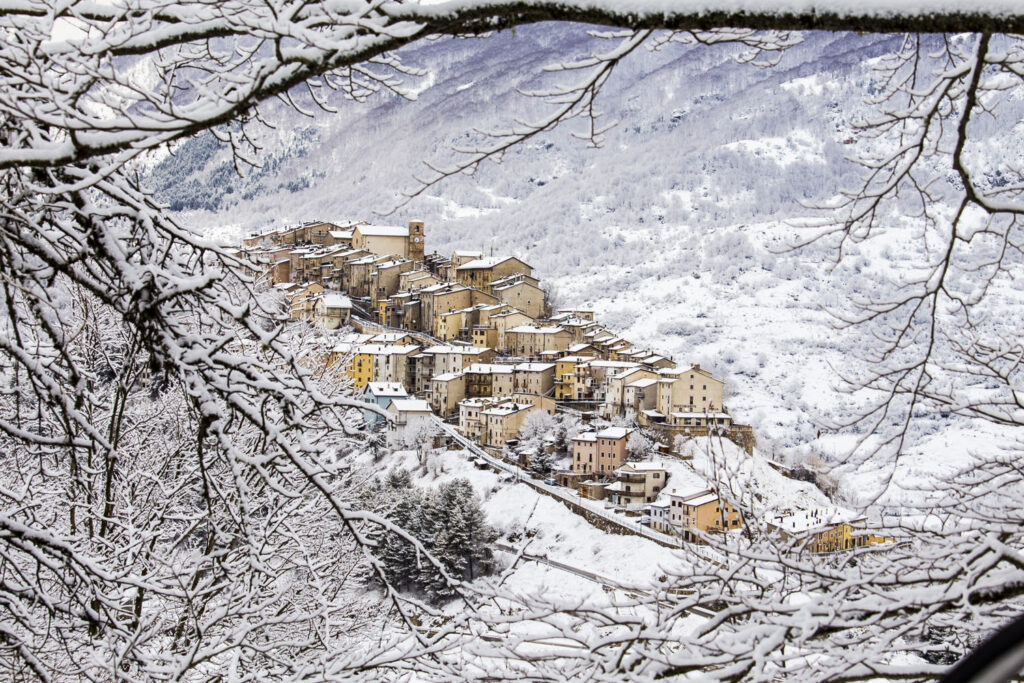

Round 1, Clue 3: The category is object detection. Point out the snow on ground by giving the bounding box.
[353,446,695,594]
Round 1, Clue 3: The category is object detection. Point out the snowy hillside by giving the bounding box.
[148,26,1017,505]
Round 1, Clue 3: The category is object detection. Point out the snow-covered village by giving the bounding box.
[240,217,889,556]
[3,2,1024,682]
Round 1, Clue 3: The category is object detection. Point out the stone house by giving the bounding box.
[428,372,466,418]
[601,367,660,419]
[351,221,424,261]
[480,401,536,448]
[489,310,536,351]
[463,363,514,398]
[458,396,509,444]
[370,258,415,306]
[454,256,533,293]
[512,362,556,396]
[505,326,572,358]
[491,274,548,319]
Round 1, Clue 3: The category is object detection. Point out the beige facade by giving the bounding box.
[505,326,572,358]
[511,392,556,416]
[492,276,548,319]
[314,293,352,329]
[283,282,324,320]
[370,258,415,306]
[571,427,634,476]
[512,363,556,396]
[421,345,496,376]
[458,396,508,444]
[454,256,533,293]
[490,310,536,351]
[429,372,466,418]
[472,326,499,349]
[351,223,416,260]
[606,463,667,508]
[463,363,515,398]
[481,401,535,448]
[656,364,725,421]
[419,284,498,338]
[359,343,420,387]
[347,254,391,299]
[602,367,660,418]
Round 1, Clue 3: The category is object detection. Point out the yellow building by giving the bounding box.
[554,356,585,399]
[668,489,743,543]
[767,508,892,554]
[347,349,374,389]
[472,326,499,349]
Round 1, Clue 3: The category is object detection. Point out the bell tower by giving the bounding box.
[408,220,425,263]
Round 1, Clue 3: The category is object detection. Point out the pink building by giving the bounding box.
[571,426,634,476]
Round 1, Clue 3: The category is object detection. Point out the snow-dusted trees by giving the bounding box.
[367,473,497,603]
[3,0,1024,681]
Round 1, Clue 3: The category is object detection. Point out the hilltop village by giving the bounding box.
[241,219,891,555]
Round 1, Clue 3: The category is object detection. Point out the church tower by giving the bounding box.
[408,220,425,263]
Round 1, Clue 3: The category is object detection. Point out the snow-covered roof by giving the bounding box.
[617,462,666,473]
[481,402,532,416]
[627,378,659,388]
[420,282,465,294]
[641,409,664,417]
[431,372,463,382]
[453,249,484,257]
[572,432,597,442]
[604,481,626,492]
[768,507,863,534]
[515,362,555,372]
[365,382,408,398]
[321,293,352,309]
[586,360,639,369]
[455,256,531,270]
[389,398,432,413]
[596,427,633,439]
[464,363,513,374]
[424,344,465,354]
[328,229,354,239]
[355,224,409,237]
[369,332,413,343]
[357,344,421,355]
[683,492,719,507]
